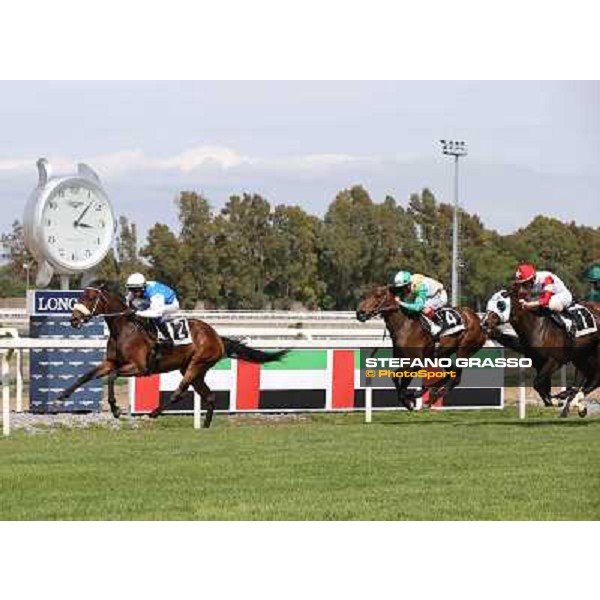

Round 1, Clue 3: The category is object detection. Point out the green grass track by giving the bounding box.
[1,408,599,520]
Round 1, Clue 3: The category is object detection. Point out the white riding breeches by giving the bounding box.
[161,300,180,320]
[424,289,448,311]
[548,291,573,312]
[136,297,180,320]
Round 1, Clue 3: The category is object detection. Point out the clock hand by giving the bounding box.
[77,222,93,229]
[74,201,93,227]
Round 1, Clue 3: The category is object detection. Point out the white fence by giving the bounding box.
[2,308,361,326]
[0,324,550,436]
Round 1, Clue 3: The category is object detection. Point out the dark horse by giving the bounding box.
[482,287,600,417]
[56,282,287,427]
[356,285,486,410]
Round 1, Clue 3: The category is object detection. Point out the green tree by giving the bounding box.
[0,220,34,296]
[116,216,145,274]
[177,192,221,307]
[88,248,120,282]
[140,223,194,306]
[318,185,380,309]
[504,216,584,295]
[407,189,452,286]
[215,193,275,308]
[460,215,517,310]
[369,195,425,284]
[570,223,600,278]
[267,205,325,309]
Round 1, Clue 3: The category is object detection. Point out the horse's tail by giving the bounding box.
[220,336,289,364]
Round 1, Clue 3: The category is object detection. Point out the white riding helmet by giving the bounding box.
[126,272,146,289]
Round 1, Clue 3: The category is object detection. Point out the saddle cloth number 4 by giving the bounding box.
[442,309,460,327]
[438,308,465,335]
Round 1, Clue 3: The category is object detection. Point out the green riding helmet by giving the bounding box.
[393,270,412,288]
[585,264,600,281]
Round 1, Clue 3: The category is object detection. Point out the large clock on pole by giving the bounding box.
[23,158,116,288]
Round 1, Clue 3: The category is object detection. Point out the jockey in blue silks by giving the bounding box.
[125,272,180,346]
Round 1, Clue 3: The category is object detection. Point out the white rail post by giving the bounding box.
[193,391,202,430]
[2,351,10,436]
[127,377,135,415]
[16,349,23,413]
[518,365,526,420]
[365,386,373,423]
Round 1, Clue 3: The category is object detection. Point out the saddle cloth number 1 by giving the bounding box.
[569,306,597,335]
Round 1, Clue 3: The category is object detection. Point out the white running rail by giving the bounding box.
[1,326,535,436]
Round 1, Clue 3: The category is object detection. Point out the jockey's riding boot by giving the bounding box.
[550,312,575,347]
[420,314,442,338]
[156,320,174,348]
[147,322,173,375]
[562,315,576,347]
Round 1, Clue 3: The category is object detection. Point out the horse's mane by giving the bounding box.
[87,279,125,300]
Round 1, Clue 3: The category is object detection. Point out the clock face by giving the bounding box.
[39,179,115,271]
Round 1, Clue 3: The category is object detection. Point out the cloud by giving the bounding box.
[158,147,249,171]
[2,145,599,237]
[0,146,375,179]
[0,158,32,172]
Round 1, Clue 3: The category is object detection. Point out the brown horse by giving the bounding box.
[356,285,486,410]
[481,287,600,417]
[56,281,287,427]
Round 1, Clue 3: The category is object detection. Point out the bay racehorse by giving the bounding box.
[482,287,600,417]
[57,281,287,427]
[356,285,486,410]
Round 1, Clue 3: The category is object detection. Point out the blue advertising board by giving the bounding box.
[27,290,83,315]
[28,290,105,413]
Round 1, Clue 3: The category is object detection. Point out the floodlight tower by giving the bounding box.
[440,139,468,305]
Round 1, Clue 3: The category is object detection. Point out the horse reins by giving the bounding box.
[366,291,398,358]
[73,287,132,320]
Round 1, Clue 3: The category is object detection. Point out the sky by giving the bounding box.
[1,80,599,239]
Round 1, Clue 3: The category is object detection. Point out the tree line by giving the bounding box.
[2,186,599,310]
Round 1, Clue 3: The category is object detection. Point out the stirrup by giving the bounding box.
[421,315,441,336]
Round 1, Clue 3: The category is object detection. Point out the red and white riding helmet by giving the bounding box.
[515,263,536,283]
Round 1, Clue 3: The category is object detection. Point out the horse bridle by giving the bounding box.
[73,287,131,322]
[362,289,398,320]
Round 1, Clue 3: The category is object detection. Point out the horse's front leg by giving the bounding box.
[429,366,463,402]
[149,362,200,419]
[532,359,560,409]
[103,362,142,418]
[564,358,598,418]
[55,360,117,403]
[106,371,121,419]
[391,372,415,411]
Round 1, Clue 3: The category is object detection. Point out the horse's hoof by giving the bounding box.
[578,406,588,418]
[559,405,570,418]
[111,407,122,419]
